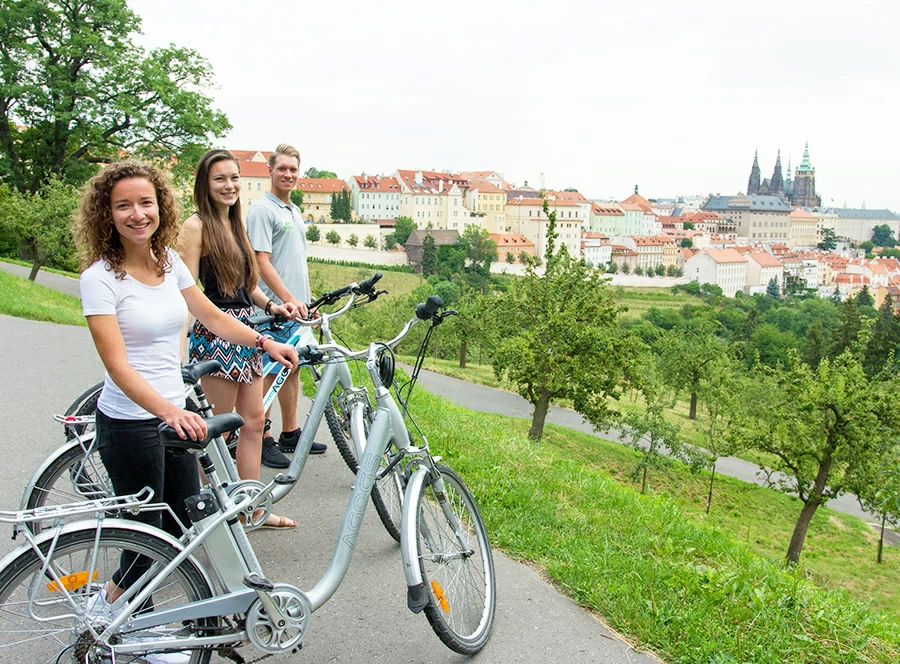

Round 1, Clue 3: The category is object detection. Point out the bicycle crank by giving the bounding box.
[245,583,311,654]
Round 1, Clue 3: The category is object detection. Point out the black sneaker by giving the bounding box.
[261,436,290,468]
[279,429,327,455]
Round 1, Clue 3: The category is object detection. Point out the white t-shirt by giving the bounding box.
[81,250,196,420]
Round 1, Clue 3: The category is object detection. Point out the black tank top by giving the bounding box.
[198,252,253,310]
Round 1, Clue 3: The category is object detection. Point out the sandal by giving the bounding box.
[259,514,297,530]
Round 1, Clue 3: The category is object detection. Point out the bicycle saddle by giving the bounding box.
[158,413,244,452]
[181,360,224,385]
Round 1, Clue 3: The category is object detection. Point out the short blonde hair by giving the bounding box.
[268,144,300,168]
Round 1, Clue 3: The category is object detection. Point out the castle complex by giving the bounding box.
[747,143,821,208]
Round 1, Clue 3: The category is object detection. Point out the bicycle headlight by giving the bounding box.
[377,350,395,388]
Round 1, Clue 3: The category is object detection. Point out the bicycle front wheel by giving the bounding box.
[0,526,214,663]
[412,464,496,654]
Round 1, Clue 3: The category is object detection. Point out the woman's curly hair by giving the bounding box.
[74,160,182,278]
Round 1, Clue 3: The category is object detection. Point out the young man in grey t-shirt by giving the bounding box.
[247,144,326,466]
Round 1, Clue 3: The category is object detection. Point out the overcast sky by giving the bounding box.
[131,0,900,211]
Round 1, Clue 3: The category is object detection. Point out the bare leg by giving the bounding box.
[232,378,265,480]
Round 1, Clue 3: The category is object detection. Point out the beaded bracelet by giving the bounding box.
[255,334,272,351]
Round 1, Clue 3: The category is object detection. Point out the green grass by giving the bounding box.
[0,269,85,326]
[0,257,80,279]
[405,390,900,663]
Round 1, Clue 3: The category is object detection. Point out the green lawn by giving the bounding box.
[0,268,85,326]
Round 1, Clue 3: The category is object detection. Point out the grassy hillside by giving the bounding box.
[0,269,85,326]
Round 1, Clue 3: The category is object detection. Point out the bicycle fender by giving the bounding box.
[400,464,431,613]
[18,438,90,511]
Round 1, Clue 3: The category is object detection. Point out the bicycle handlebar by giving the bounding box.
[358,271,382,294]
[415,295,443,321]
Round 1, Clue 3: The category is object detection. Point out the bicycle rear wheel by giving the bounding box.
[0,526,214,663]
[25,442,113,534]
[412,464,495,654]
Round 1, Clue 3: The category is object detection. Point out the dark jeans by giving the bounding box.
[96,410,200,591]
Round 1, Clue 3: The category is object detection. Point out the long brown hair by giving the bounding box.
[74,161,180,279]
[193,149,259,297]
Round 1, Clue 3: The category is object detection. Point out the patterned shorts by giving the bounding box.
[188,306,262,384]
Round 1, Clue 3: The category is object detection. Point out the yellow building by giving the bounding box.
[296,178,351,223]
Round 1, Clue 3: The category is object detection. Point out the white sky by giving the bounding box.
[131,0,900,210]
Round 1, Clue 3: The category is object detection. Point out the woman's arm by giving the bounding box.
[86,314,207,440]
[182,285,299,369]
[250,286,299,320]
[256,251,309,318]
[177,215,204,363]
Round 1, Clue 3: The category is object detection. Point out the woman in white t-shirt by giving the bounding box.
[75,161,298,637]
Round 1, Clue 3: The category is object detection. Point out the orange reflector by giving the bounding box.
[47,571,97,592]
[431,580,450,613]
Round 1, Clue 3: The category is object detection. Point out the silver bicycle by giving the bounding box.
[19,274,400,536]
[0,296,496,661]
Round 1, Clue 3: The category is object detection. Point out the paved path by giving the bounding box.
[0,314,661,664]
[0,261,82,298]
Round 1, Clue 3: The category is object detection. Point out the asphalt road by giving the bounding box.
[0,313,661,664]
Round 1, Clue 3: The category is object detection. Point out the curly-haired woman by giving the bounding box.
[75,161,298,647]
[179,149,297,529]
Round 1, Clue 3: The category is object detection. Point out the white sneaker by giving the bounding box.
[84,588,126,619]
[143,651,192,664]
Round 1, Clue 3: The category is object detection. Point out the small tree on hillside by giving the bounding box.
[766,277,780,299]
[290,189,304,211]
[325,230,341,246]
[305,224,320,243]
[746,351,896,565]
[490,196,633,441]
[347,233,358,247]
[1,178,80,280]
[393,216,417,245]
[421,233,437,278]
[364,234,378,249]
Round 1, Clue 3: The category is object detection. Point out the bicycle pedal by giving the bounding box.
[273,473,296,485]
[243,573,274,592]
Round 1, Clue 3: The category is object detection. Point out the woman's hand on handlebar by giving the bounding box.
[273,301,300,320]
[265,340,299,370]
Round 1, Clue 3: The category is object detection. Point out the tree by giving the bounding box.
[0,178,80,279]
[290,189,304,211]
[666,264,678,277]
[766,277,780,299]
[384,234,397,250]
[859,240,875,253]
[855,285,875,308]
[654,263,665,277]
[458,224,497,291]
[421,233,437,278]
[851,437,900,563]
[634,266,644,276]
[329,189,352,222]
[682,221,695,230]
[620,263,630,274]
[305,224,320,243]
[304,167,337,179]
[680,237,693,248]
[655,323,728,420]
[506,252,514,264]
[0,0,230,193]
[325,230,340,245]
[802,319,828,369]
[829,298,863,358]
[871,224,897,248]
[607,262,618,274]
[363,234,378,249]
[818,228,838,251]
[393,216,417,245]
[864,294,900,377]
[745,352,893,565]
[490,197,633,441]
[347,233,358,247]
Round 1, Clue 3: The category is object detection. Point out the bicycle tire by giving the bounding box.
[412,464,496,654]
[63,381,103,439]
[25,442,113,535]
[0,526,214,663]
[324,395,404,542]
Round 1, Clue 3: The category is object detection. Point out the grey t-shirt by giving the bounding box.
[246,190,310,305]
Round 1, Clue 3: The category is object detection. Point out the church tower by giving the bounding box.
[792,143,821,208]
[770,149,784,195]
[747,150,761,195]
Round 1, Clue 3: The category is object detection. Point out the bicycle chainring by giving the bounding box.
[225,480,271,531]
[245,584,311,654]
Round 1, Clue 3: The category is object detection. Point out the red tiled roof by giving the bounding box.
[621,192,654,212]
[705,249,748,264]
[489,233,535,248]
[747,251,783,268]
[296,178,349,193]
[353,175,401,192]
[591,202,624,216]
[508,197,580,207]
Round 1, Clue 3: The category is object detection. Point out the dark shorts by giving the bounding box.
[189,306,262,383]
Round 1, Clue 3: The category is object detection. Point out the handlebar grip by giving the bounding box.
[358,272,383,294]
[248,313,286,327]
[415,295,443,321]
[325,284,352,301]
[297,345,325,364]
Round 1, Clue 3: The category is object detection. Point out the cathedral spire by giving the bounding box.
[748,150,761,195]
[798,142,814,172]
[771,149,784,195]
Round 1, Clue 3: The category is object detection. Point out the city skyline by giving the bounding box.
[131,0,900,211]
